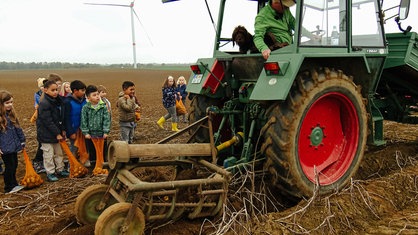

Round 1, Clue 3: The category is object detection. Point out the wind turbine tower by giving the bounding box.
[128,1,137,68]
[85,1,140,68]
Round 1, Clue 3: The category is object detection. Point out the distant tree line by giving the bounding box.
[0,61,101,70]
[0,61,190,71]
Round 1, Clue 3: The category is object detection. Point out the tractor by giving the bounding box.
[176,0,417,197]
[75,0,417,234]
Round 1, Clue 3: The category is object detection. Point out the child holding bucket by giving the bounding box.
[80,85,110,174]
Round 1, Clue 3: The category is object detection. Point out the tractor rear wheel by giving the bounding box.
[262,67,367,197]
[75,184,117,225]
[95,202,145,235]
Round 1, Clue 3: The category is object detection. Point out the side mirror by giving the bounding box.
[398,0,410,20]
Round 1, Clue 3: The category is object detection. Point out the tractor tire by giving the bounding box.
[262,67,367,198]
[188,95,222,143]
[75,184,117,225]
[95,202,145,235]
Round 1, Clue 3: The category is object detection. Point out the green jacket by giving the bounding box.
[254,4,295,52]
[80,99,111,137]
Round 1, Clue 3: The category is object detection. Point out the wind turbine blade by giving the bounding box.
[162,0,180,3]
[133,9,154,46]
[204,0,217,34]
[84,3,130,7]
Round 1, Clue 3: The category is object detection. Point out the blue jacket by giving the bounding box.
[63,94,87,137]
[34,90,42,107]
[36,94,64,143]
[162,86,176,109]
[176,84,188,101]
[0,113,25,154]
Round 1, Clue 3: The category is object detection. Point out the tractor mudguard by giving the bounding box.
[250,54,304,101]
[187,57,226,98]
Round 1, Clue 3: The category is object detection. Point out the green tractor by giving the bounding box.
[164,0,417,198]
[73,1,417,233]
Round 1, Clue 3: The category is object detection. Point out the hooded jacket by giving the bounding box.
[63,94,87,137]
[162,86,177,109]
[36,94,64,143]
[176,84,188,102]
[117,92,138,123]
[0,113,25,154]
[254,3,295,52]
[80,99,111,137]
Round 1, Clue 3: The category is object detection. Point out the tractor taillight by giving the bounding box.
[190,64,201,74]
[264,62,280,75]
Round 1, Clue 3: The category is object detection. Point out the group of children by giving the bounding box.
[0,74,188,194]
[156,75,188,131]
[33,77,110,182]
[0,74,144,193]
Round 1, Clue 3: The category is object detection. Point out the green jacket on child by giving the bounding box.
[80,99,111,137]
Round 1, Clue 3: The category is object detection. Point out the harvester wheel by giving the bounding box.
[75,184,117,225]
[262,67,367,197]
[95,202,145,235]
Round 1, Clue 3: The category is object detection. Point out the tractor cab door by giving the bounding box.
[298,0,385,49]
[298,0,348,47]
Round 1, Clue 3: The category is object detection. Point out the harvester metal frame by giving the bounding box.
[75,115,235,234]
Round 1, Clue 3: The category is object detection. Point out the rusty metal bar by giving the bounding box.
[149,190,177,196]
[117,169,142,186]
[108,188,126,203]
[156,116,208,144]
[126,159,192,168]
[108,141,213,168]
[207,114,217,164]
[127,143,212,158]
[198,189,226,195]
[146,202,217,207]
[129,177,226,192]
[211,190,226,217]
[197,159,232,179]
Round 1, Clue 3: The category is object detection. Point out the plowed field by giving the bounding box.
[0,69,417,235]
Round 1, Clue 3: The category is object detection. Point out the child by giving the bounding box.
[116,81,139,144]
[36,80,69,182]
[34,77,46,108]
[48,73,63,91]
[32,77,46,173]
[0,90,26,193]
[63,80,87,158]
[97,85,111,114]
[156,75,179,131]
[176,76,188,123]
[59,81,72,97]
[80,85,111,166]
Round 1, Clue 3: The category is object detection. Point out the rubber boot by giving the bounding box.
[157,116,165,129]
[171,123,179,132]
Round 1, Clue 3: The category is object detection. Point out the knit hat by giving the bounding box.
[37,77,46,88]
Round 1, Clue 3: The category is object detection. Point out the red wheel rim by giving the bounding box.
[298,92,359,185]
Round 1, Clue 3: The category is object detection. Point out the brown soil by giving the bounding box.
[0,69,417,235]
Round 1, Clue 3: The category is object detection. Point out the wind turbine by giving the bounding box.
[85,0,150,69]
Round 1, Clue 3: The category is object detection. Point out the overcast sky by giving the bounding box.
[0,0,416,65]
